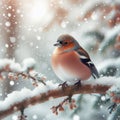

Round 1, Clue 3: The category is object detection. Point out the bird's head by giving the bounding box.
[54,34,80,52]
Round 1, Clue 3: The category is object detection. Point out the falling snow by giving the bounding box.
[12,115,18,120]
[10,81,15,86]
[5,44,9,48]
[61,21,69,28]
[73,115,80,120]
[32,114,38,120]
[0,0,119,120]
[101,96,106,101]
[5,21,11,27]
[8,13,11,17]
[36,36,41,40]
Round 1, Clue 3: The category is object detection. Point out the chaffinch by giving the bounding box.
[51,34,99,85]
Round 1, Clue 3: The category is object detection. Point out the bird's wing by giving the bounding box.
[75,48,99,79]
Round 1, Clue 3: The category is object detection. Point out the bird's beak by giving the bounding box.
[53,42,61,47]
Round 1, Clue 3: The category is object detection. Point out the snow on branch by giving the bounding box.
[0,77,120,119]
[0,58,35,73]
[0,58,46,86]
[98,57,120,76]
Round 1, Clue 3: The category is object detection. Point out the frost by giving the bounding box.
[5,21,11,27]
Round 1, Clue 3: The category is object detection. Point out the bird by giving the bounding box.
[51,34,99,87]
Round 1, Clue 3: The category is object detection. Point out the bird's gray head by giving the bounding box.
[54,34,80,50]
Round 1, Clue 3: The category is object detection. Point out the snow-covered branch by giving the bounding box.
[0,58,46,86]
[0,77,120,119]
[0,58,36,73]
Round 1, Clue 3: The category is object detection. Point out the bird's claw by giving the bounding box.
[108,103,117,114]
[74,80,81,90]
[59,81,68,91]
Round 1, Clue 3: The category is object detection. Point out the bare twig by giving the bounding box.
[51,95,76,115]
[16,72,46,86]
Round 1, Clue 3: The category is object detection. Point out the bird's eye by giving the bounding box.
[59,41,63,44]
[64,42,68,45]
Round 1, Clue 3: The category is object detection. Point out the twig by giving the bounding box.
[17,72,46,86]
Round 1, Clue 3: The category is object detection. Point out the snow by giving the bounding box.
[5,21,11,27]
[73,115,80,120]
[101,96,106,101]
[7,13,11,17]
[8,6,12,9]
[0,0,120,120]
[78,0,103,17]
[10,62,22,72]
[98,57,120,73]
[0,81,58,112]
[22,58,36,71]
[5,44,9,48]
[12,115,18,120]
[32,114,38,119]
[0,59,22,72]
[83,76,119,86]
[0,58,37,73]
[99,25,120,51]
[10,81,15,86]
[0,76,120,113]
[61,21,69,28]
[36,36,41,40]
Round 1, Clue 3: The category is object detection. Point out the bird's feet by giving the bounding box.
[108,103,117,114]
[74,80,81,90]
[59,81,68,91]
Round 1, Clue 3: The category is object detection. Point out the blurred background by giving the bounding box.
[0,0,120,120]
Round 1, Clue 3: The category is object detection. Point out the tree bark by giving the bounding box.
[1,0,20,98]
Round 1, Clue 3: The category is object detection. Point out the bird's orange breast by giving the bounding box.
[51,49,91,81]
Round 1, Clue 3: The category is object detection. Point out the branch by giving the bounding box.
[0,79,113,119]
